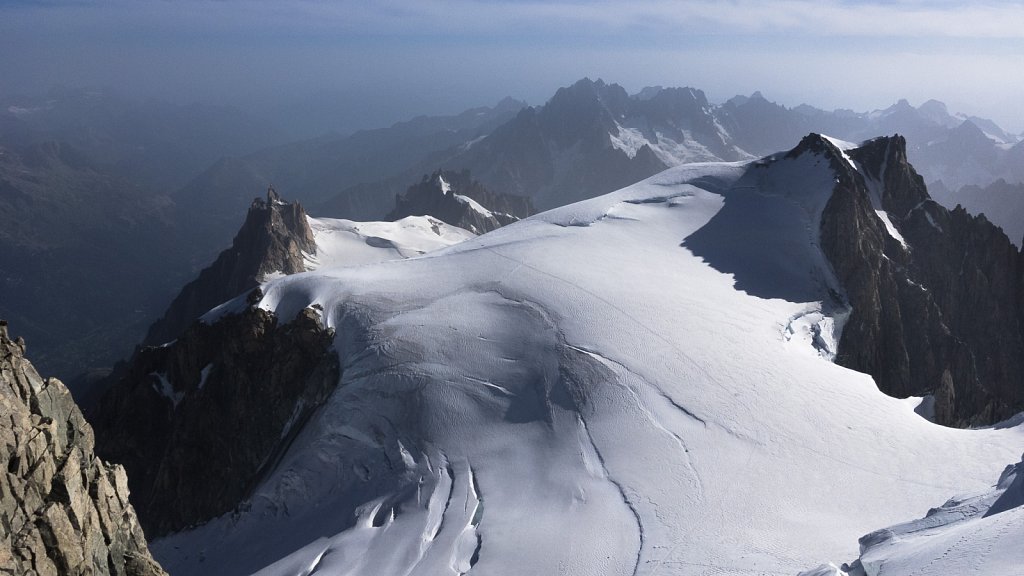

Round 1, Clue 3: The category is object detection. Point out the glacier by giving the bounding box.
[152,143,1024,576]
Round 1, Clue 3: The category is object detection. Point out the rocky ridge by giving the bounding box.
[93,303,341,537]
[809,134,1024,426]
[386,169,532,234]
[0,320,165,576]
[90,187,351,536]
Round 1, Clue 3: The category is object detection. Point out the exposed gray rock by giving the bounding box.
[92,304,340,537]
[0,319,166,576]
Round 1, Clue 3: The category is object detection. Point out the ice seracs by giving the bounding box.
[147,135,1024,576]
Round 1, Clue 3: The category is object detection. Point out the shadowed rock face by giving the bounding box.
[92,305,340,537]
[0,320,166,576]
[813,134,1024,426]
[142,187,316,347]
[683,132,1023,426]
[90,185,341,537]
[387,169,533,234]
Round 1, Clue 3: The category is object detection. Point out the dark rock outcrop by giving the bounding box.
[92,304,340,536]
[387,169,533,234]
[142,187,315,346]
[0,320,166,576]
[811,134,1024,426]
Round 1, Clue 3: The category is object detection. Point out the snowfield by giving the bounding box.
[155,142,1024,576]
[303,215,476,271]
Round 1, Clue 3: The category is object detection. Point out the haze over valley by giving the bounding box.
[2,2,1024,576]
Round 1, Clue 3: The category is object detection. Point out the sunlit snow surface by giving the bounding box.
[303,215,476,270]
[155,150,1024,576]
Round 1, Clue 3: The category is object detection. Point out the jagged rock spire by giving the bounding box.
[141,187,315,346]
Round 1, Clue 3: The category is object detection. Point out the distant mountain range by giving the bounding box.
[0,89,285,383]
[4,80,1024,386]
[175,96,528,248]
[0,140,191,380]
[183,78,1024,240]
[1,87,286,190]
[5,80,1024,576]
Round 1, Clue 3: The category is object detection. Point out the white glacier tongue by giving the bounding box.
[152,153,1024,576]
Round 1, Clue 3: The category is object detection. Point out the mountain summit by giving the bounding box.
[142,187,315,347]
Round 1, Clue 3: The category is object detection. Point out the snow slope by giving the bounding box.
[302,215,476,271]
[801,454,1024,576]
[154,143,1024,576]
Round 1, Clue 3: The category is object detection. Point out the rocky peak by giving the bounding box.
[916,99,954,126]
[786,133,927,220]
[949,119,995,147]
[491,96,529,115]
[785,132,844,158]
[387,169,532,235]
[851,134,929,218]
[814,134,1024,426]
[540,78,630,146]
[0,320,166,576]
[141,187,315,346]
[892,98,914,112]
[265,183,282,204]
[636,87,713,126]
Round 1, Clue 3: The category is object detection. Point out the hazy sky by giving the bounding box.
[2,0,1023,133]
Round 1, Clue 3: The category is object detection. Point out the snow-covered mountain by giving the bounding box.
[304,214,476,271]
[422,78,749,210]
[167,78,1020,271]
[141,187,476,349]
[343,79,1021,217]
[92,133,1024,575]
[91,188,480,534]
